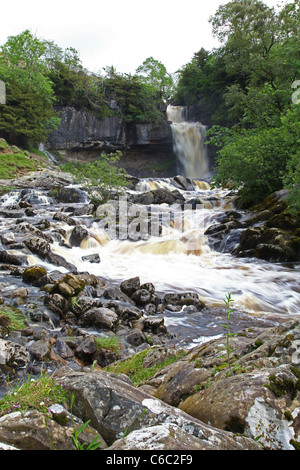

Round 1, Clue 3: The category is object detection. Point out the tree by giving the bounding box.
[202,0,300,209]
[136,57,174,101]
[0,30,60,146]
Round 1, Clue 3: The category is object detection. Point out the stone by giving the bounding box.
[81,253,101,263]
[24,236,51,258]
[0,250,25,266]
[69,225,89,247]
[59,369,260,449]
[0,339,30,369]
[54,187,88,204]
[28,339,51,361]
[0,409,107,450]
[108,423,222,450]
[120,276,140,297]
[22,265,48,284]
[126,328,147,347]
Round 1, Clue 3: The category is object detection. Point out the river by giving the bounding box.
[0,106,299,348]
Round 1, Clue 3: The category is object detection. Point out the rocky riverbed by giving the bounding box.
[0,168,299,451]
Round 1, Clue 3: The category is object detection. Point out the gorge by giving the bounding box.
[0,103,299,450]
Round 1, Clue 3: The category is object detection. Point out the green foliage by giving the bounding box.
[0,30,60,146]
[0,147,40,179]
[105,348,185,386]
[174,0,300,210]
[62,150,128,203]
[136,56,174,101]
[94,335,122,353]
[208,104,300,207]
[69,394,102,450]
[103,69,165,124]
[221,293,237,364]
[0,306,27,332]
[0,370,69,417]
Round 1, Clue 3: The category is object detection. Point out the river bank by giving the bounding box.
[0,163,299,450]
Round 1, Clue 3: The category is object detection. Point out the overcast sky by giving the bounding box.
[0,0,285,76]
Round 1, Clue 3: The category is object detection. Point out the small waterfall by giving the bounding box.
[167,105,209,179]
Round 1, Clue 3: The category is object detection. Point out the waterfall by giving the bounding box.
[167,105,209,179]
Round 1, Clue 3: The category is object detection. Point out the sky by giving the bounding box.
[0,0,285,76]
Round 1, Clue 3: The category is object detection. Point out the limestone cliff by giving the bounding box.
[46,106,176,177]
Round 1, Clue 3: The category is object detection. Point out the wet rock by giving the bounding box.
[120,276,141,297]
[75,336,96,362]
[55,187,88,204]
[143,316,167,334]
[81,253,101,263]
[53,212,76,226]
[131,288,153,306]
[52,338,74,360]
[119,306,143,324]
[126,328,147,347]
[93,348,120,367]
[163,292,205,310]
[22,266,48,284]
[46,252,78,272]
[24,236,50,258]
[0,339,30,370]
[44,293,70,317]
[28,339,51,361]
[1,232,16,245]
[0,250,26,266]
[69,225,89,247]
[81,307,119,331]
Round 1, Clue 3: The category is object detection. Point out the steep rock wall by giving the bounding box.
[46,106,176,177]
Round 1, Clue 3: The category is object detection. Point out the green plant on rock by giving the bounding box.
[94,335,122,353]
[0,305,27,333]
[0,369,69,417]
[220,293,237,365]
[69,394,102,450]
[62,150,128,203]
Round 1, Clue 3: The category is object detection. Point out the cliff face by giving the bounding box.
[46,107,176,177]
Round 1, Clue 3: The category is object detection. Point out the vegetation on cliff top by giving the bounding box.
[174,0,300,210]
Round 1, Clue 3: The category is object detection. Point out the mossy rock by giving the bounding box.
[22,266,48,284]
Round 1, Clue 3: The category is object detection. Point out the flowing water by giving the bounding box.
[0,108,299,347]
[167,105,209,179]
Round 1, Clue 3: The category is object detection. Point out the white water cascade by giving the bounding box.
[167,105,209,179]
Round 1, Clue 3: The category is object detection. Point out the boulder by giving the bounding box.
[58,369,260,449]
[69,225,89,247]
[0,339,30,370]
[120,276,141,297]
[24,237,51,258]
[54,187,88,204]
[108,423,229,450]
[22,266,48,284]
[0,409,106,450]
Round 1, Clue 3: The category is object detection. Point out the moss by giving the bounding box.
[284,411,293,421]
[290,439,300,450]
[265,373,300,400]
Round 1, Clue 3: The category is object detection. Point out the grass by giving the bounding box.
[0,138,49,180]
[0,370,69,418]
[105,347,185,386]
[95,335,122,353]
[0,305,27,332]
[0,152,38,178]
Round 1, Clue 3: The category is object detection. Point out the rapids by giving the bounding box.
[0,176,299,348]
